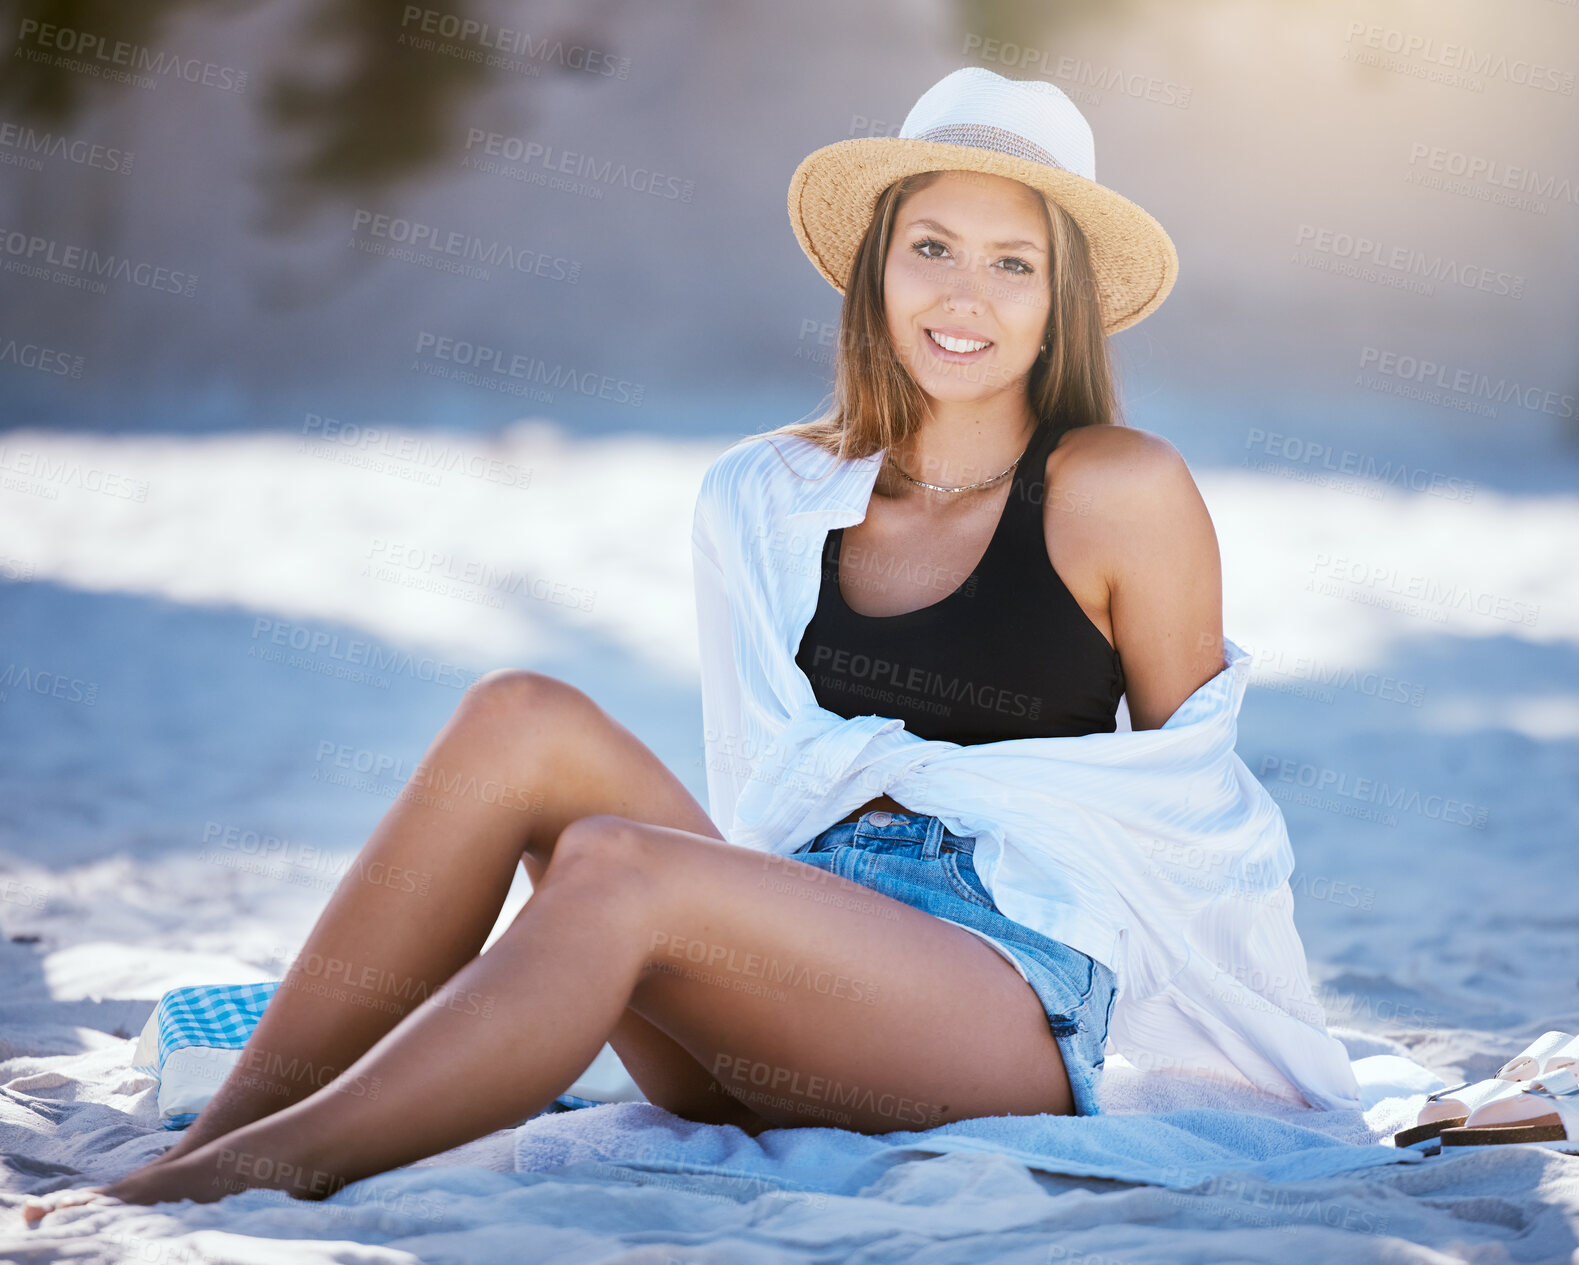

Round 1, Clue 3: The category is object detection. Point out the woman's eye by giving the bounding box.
[911,239,1033,276]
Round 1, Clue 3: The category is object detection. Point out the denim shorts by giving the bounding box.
[786,809,1117,1117]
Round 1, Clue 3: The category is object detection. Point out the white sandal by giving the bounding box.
[1393,1030,1574,1148]
[1450,1032,1579,1136]
[1494,1030,1579,1081]
[1446,1067,1579,1143]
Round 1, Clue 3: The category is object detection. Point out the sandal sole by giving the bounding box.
[1393,1116,1466,1148]
[1439,1115,1565,1146]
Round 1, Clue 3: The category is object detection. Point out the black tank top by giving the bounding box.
[793,419,1125,745]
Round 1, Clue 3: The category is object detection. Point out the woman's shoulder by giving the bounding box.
[1045,423,1198,511]
[1049,422,1185,475]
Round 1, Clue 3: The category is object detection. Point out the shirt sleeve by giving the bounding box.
[691,488,746,842]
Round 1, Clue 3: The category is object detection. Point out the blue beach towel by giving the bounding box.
[132,983,1426,1197]
[511,1098,1423,1197]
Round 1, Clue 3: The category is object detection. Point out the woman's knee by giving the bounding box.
[455,671,611,768]
[464,668,594,723]
[540,815,658,894]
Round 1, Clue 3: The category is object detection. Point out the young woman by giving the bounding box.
[26,67,1223,1221]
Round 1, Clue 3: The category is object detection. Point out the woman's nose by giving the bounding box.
[941,252,995,305]
[941,261,989,309]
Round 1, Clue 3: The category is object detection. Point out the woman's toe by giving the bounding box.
[21,1187,112,1226]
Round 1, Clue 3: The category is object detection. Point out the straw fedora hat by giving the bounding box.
[787,66,1178,335]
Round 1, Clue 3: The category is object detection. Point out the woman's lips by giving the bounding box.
[923,328,994,361]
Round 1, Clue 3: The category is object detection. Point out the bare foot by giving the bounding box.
[22,1186,116,1227]
[22,1138,345,1227]
[21,1136,194,1228]
[22,1157,222,1227]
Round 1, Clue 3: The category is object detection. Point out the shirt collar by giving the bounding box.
[770,437,887,525]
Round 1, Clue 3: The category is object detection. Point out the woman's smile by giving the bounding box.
[923,327,995,360]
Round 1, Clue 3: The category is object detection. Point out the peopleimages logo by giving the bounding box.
[1341,21,1575,95]
[0,444,148,500]
[1307,553,1539,628]
[0,334,85,378]
[0,226,197,296]
[0,119,133,174]
[1405,142,1578,213]
[1360,346,1575,419]
[299,412,533,490]
[348,209,581,283]
[462,129,694,202]
[804,642,1040,721]
[1243,426,1477,501]
[398,6,630,77]
[412,332,643,406]
[1293,223,1525,299]
[1244,645,1427,708]
[961,35,1194,108]
[1258,755,1489,828]
[248,618,482,690]
[0,664,98,706]
[13,18,249,92]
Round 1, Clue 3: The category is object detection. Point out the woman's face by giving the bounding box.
[882,170,1053,407]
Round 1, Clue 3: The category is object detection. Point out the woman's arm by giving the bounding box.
[1057,426,1225,731]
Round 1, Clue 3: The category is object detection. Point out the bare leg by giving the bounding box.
[23,672,783,1225]
[150,670,755,1163]
[53,813,1071,1210]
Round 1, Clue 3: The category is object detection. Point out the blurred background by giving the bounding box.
[0,0,1575,1070]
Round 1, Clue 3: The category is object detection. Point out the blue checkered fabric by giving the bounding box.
[136,980,599,1127]
[134,982,281,1128]
[133,982,281,1076]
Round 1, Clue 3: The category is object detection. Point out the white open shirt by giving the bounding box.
[691,431,1361,1110]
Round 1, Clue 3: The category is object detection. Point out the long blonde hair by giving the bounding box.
[764,170,1125,464]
